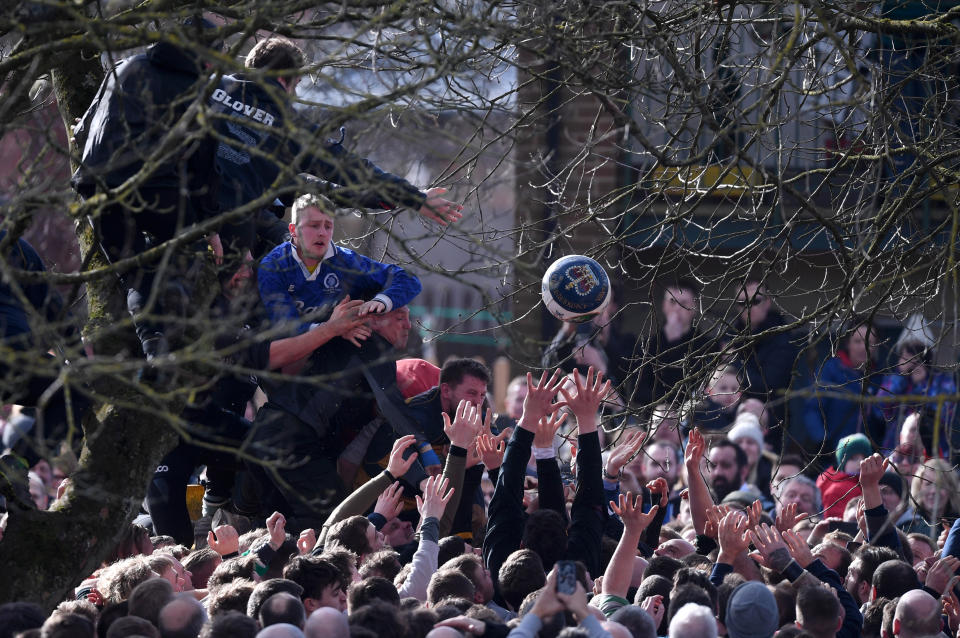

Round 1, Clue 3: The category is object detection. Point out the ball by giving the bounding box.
[541,255,612,323]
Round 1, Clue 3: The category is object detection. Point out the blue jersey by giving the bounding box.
[258,241,421,334]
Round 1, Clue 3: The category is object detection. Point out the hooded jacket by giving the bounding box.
[71,41,219,220]
[210,73,427,219]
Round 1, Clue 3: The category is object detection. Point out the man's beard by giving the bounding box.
[711,476,737,502]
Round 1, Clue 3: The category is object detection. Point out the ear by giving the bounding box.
[288,221,297,237]
[893,617,901,636]
[858,580,871,603]
[303,598,320,614]
[870,585,877,602]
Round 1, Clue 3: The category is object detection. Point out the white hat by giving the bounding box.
[727,412,763,449]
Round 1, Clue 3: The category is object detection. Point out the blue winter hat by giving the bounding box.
[726,581,778,638]
[836,433,872,470]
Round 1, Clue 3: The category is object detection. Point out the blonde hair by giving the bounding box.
[97,556,156,604]
[291,193,336,227]
[910,458,960,517]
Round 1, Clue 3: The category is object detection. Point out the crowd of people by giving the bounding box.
[3,17,960,638]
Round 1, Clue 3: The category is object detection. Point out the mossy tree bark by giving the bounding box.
[0,41,186,610]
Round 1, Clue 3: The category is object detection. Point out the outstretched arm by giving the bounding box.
[562,367,612,577]
[534,410,569,520]
[267,297,370,369]
[484,371,566,598]
[438,400,484,537]
[859,453,903,556]
[602,493,659,597]
[315,435,418,549]
[683,428,713,535]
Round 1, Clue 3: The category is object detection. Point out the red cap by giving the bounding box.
[396,358,440,398]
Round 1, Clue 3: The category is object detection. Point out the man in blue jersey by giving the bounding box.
[257,193,421,343]
[251,193,424,530]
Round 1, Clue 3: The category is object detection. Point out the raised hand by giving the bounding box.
[646,477,670,509]
[374,482,405,521]
[556,581,592,621]
[418,187,463,226]
[530,569,564,619]
[746,500,763,529]
[925,555,960,595]
[386,435,419,478]
[326,295,368,340]
[939,522,951,550]
[477,431,508,470]
[207,524,240,557]
[640,594,665,628]
[944,589,960,635]
[775,501,810,533]
[443,399,484,449]
[534,410,568,448]
[266,511,287,551]
[717,511,752,564]
[748,523,790,571]
[435,616,486,635]
[859,453,889,509]
[357,300,386,317]
[342,323,373,347]
[703,504,728,540]
[781,529,814,568]
[859,453,889,487]
[684,427,706,469]
[297,528,317,555]
[518,370,567,431]
[610,492,660,537]
[604,429,646,480]
[559,367,612,434]
[416,475,455,520]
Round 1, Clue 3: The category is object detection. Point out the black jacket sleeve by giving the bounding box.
[807,559,863,638]
[565,431,607,578]
[304,131,427,211]
[483,427,533,605]
[536,457,568,523]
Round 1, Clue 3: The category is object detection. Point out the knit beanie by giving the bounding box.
[727,412,764,449]
[878,471,904,500]
[725,581,778,638]
[836,433,872,471]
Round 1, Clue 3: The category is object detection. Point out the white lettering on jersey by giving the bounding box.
[211,88,276,127]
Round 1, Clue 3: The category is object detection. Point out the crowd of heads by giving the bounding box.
[3,14,960,638]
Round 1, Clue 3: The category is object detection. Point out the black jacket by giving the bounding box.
[725,310,801,400]
[71,42,219,220]
[0,233,77,350]
[635,326,718,407]
[483,427,606,606]
[210,74,427,220]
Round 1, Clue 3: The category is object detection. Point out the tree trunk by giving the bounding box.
[0,45,186,610]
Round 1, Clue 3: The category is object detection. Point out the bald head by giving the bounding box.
[894,590,941,638]
[602,620,633,638]
[157,594,206,638]
[258,623,306,638]
[305,607,349,638]
[368,307,411,349]
[425,628,464,638]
